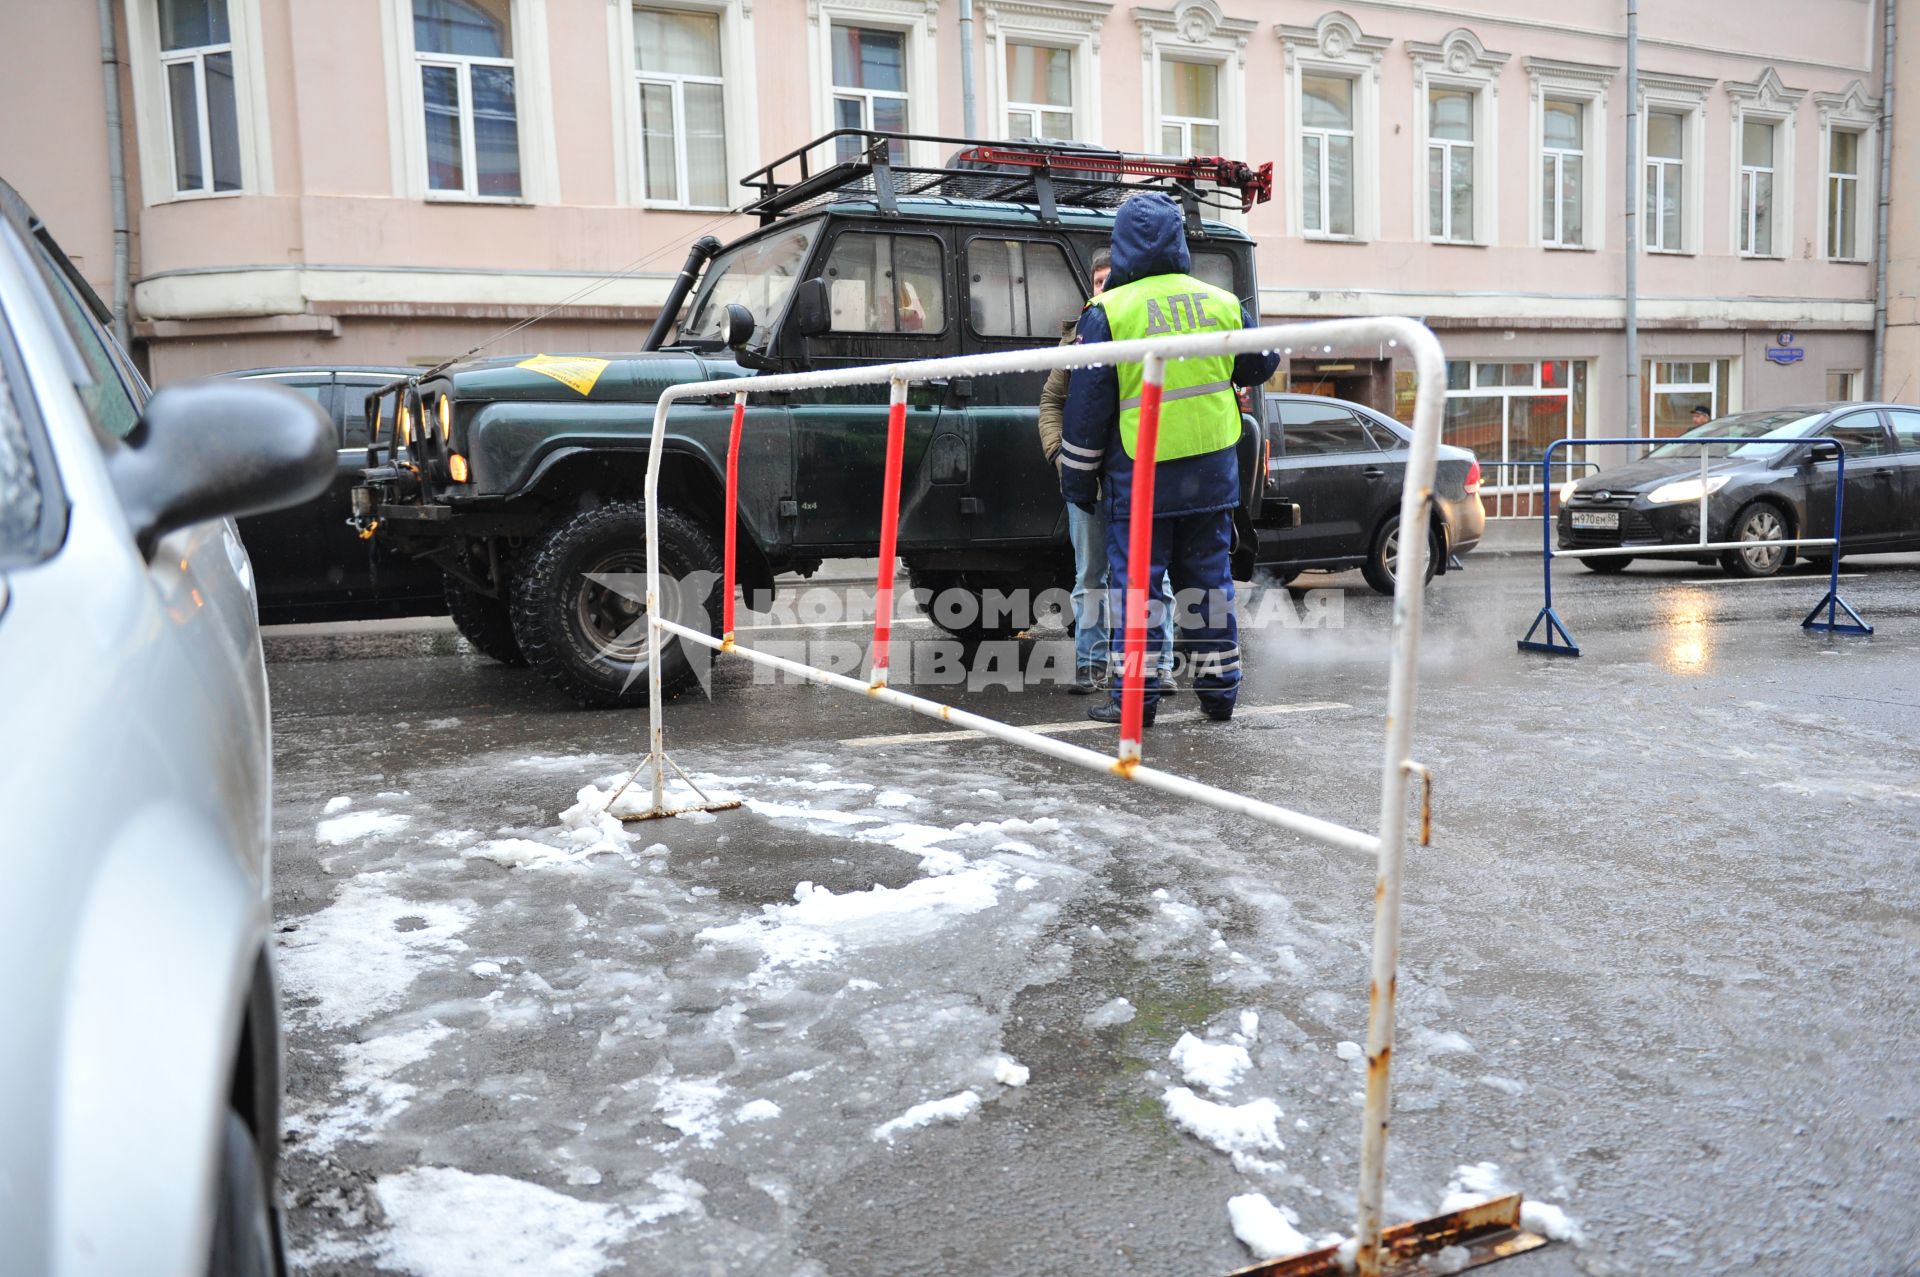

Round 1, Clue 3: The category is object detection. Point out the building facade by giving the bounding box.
[0,0,1899,503]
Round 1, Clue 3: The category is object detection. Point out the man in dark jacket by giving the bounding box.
[1061,193,1278,725]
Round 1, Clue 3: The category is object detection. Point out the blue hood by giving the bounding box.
[1107,194,1190,288]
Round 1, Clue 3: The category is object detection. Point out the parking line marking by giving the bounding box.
[1678,573,1865,585]
[840,701,1349,747]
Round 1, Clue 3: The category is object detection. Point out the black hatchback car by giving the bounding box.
[224,366,447,621]
[1255,393,1485,594]
[1558,402,1920,577]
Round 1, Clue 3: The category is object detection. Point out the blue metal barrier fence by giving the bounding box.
[1517,434,1873,656]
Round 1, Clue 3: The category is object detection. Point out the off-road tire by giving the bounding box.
[1361,516,1440,596]
[206,1109,277,1277]
[908,568,1025,643]
[443,571,525,666]
[510,502,721,708]
[1718,501,1791,578]
[1581,556,1633,574]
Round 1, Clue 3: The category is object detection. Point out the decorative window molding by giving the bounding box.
[1134,0,1256,219]
[981,0,1112,145]
[608,1,760,210]
[1408,28,1509,246]
[1812,78,1878,264]
[806,0,942,168]
[1524,57,1615,252]
[1725,67,1804,259]
[123,0,274,204]
[378,0,559,204]
[1637,71,1714,256]
[1277,12,1389,242]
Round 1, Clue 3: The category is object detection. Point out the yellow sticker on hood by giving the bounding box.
[517,353,611,396]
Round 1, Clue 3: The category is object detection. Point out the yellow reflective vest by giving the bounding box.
[1089,272,1245,461]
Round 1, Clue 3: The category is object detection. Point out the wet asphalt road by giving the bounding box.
[264,551,1920,1277]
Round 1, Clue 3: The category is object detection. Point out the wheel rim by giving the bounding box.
[575,550,650,664]
[1738,509,1785,571]
[1383,526,1400,581]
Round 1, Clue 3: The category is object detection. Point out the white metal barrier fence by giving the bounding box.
[630,316,1540,1273]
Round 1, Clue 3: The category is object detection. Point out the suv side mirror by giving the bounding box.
[1806,439,1841,463]
[721,303,757,350]
[789,277,831,338]
[108,381,335,559]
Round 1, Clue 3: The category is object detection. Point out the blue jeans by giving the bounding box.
[1069,501,1171,676]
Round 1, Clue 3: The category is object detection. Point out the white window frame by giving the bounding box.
[982,0,1110,146]
[1442,358,1586,494]
[1135,0,1255,223]
[1158,57,1223,154]
[379,0,558,204]
[1637,72,1714,257]
[806,0,942,169]
[1725,68,1804,262]
[1004,41,1077,140]
[1524,58,1614,252]
[610,1,759,211]
[1277,13,1388,243]
[1826,369,1863,402]
[1644,357,1737,436]
[1814,79,1879,266]
[1408,29,1509,248]
[123,0,274,204]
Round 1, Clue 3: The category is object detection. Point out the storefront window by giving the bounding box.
[1443,357,1589,499]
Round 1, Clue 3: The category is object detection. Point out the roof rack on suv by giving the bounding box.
[739,129,1272,232]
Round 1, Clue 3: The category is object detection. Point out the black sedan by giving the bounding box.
[1254,393,1485,594]
[224,367,448,622]
[1558,402,1920,577]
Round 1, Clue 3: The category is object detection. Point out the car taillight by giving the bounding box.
[1465,459,1481,492]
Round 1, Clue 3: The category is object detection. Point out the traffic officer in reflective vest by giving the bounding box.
[1060,193,1278,725]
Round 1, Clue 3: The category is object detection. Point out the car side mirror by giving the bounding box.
[789,277,831,338]
[107,381,335,559]
[721,302,757,350]
[1805,439,1841,463]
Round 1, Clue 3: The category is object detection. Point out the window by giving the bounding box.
[28,239,144,441]
[1005,42,1073,141]
[1886,408,1920,451]
[1826,129,1862,260]
[0,330,54,568]
[831,25,909,161]
[1302,75,1356,238]
[413,0,521,198]
[1160,60,1220,155]
[1824,412,1888,459]
[681,219,822,345]
[1739,119,1777,256]
[1645,110,1685,252]
[1643,359,1733,437]
[822,233,945,334]
[966,239,1081,338]
[1826,369,1861,402]
[1443,359,1587,493]
[1542,98,1584,248]
[1281,405,1380,457]
[159,0,242,196]
[634,8,727,208]
[1428,88,1474,242]
[1189,250,1237,297]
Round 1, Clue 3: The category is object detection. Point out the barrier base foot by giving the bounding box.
[604,752,743,823]
[1227,1194,1549,1276]
[1802,591,1873,636]
[1517,607,1580,657]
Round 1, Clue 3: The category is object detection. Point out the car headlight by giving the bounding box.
[1558,479,1580,504]
[1646,475,1730,505]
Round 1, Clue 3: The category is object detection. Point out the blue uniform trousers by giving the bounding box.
[1104,507,1240,715]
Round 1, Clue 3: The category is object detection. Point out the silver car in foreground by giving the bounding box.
[0,182,333,1275]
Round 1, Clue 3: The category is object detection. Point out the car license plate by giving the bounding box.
[1570,511,1619,530]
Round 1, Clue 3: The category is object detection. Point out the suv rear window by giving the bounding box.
[966,237,1083,338]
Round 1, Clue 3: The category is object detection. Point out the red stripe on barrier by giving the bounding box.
[722,393,745,639]
[871,383,909,683]
[1120,367,1164,752]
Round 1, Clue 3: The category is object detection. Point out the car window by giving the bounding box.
[0,330,55,568]
[680,218,822,348]
[1823,411,1889,459]
[338,378,398,448]
[966,237,1083,338]
[822,232,946,335]
[27,238,141,440]
[1278,402,1378,456]
[1885,408,1920,452]
[1190,250,1237,297]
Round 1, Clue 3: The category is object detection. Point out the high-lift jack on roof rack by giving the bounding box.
[740,129,1272,233]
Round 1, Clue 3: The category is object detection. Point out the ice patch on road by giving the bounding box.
[1170,1032,1251,1095]
[315,810,410,846]
[1437,1162,1584,1244]
[276,876,473,1028]
[462,837,623,871]
[872,1090,981,1143]
[735,1098,781,1123]
[370,1165,698,1277]
[1228,1192,1312,1260]
[698,867,1004,974]
[991,1055,1030,1087]
[1413,1028,1475,1055]
[654,1075,729,1146]
[323,795,352,815]
[1083,997,1136,1028]
[1163,1087,1285,1167]
[289,1021,453,1153]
